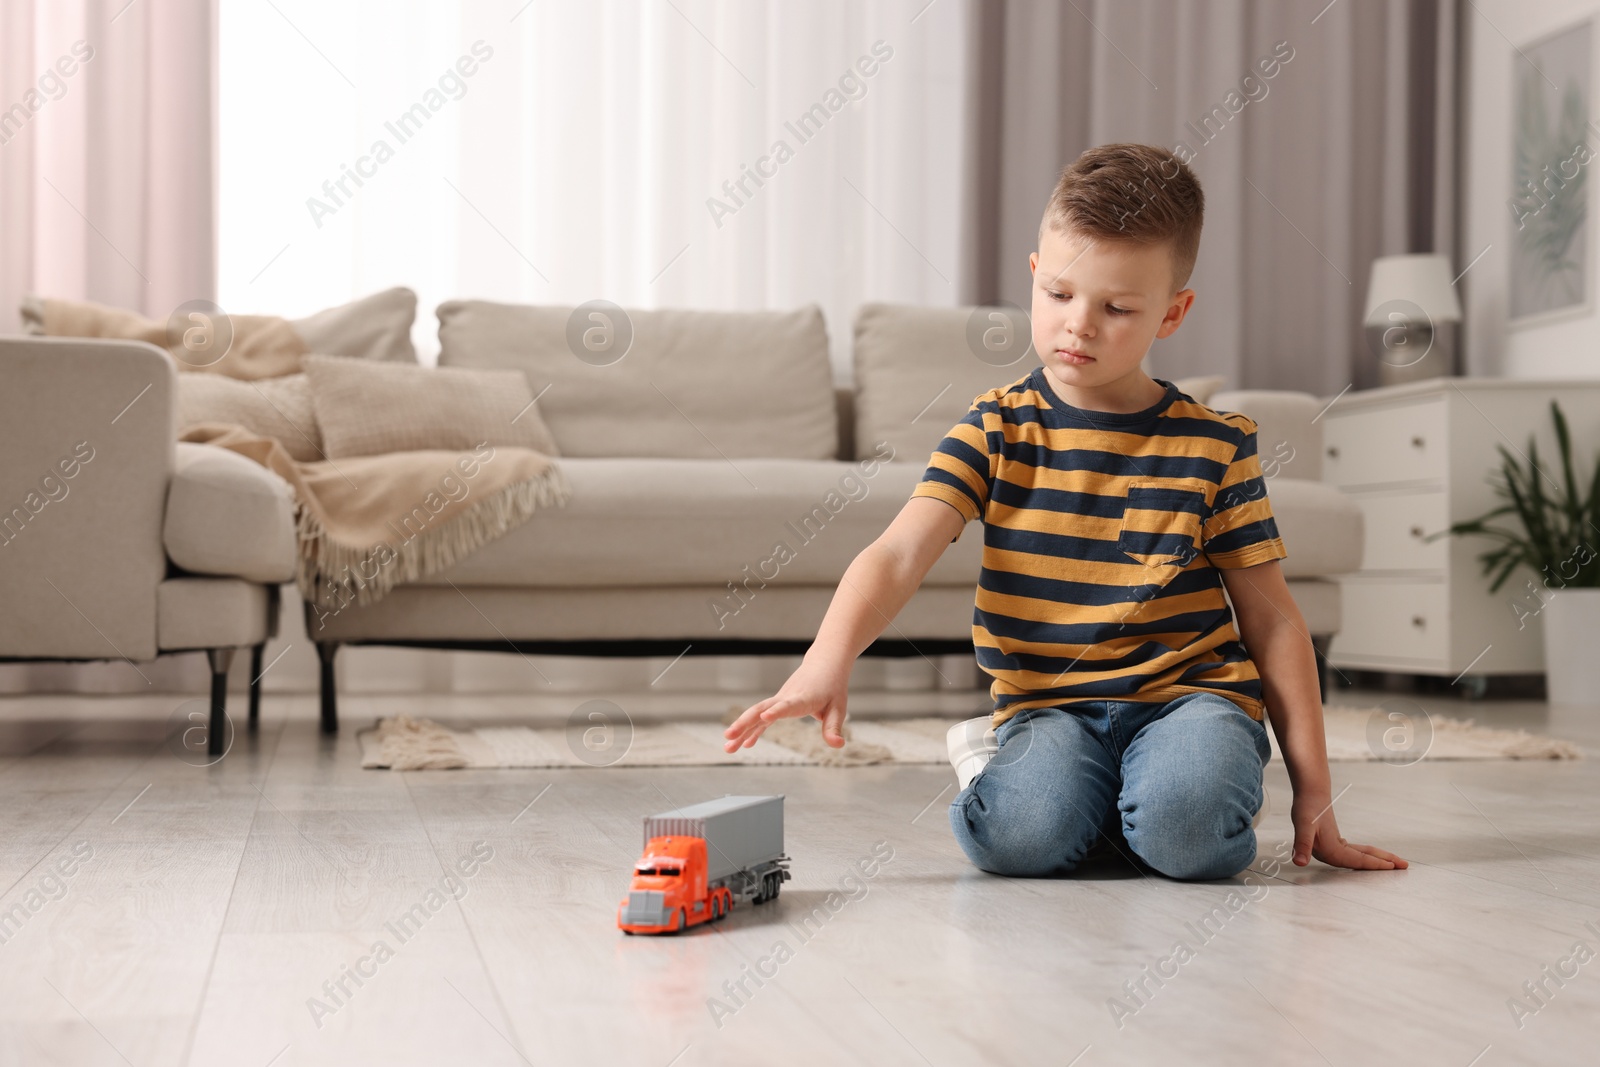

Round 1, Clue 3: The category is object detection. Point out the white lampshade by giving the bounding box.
[1363,253,1462,327]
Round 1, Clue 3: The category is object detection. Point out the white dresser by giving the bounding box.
[1321,379,1600,678]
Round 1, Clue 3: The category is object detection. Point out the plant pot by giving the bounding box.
[1542,587,1600,706]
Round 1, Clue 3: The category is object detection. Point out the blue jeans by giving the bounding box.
[948,691,1271,881]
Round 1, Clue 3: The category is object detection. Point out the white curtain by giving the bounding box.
[218,0,970,378]
[962,0,1459,395]
[0,0,215,332]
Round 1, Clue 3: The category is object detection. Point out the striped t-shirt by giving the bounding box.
[912,367,1287,728]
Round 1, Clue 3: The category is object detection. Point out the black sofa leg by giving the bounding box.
[1311,634,1332,703]
[206,647,236,757]
[248,643,265,731]
[316,641,340,735]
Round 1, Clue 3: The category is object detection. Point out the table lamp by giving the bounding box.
[1363,253,1462,385]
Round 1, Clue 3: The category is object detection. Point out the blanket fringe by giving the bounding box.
[298,464,571,611]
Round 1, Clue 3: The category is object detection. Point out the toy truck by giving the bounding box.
[618,794,791,935]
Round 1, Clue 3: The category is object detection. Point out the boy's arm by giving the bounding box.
[723,497,966,752]
[1221,561,1408,871]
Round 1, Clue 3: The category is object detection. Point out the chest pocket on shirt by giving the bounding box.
[1118,480,1207,568]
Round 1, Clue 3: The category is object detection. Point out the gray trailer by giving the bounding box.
[641,794,791,904]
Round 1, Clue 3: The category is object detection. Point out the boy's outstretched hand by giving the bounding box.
[1291,792,1408,870]
[724,660,851,752]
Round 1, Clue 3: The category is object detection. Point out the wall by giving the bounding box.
[1463,1,1600,378]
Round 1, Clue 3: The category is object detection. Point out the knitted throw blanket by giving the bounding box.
[179,423,569,617]
[24,294,308,379]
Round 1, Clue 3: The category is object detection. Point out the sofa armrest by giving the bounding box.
[165,443,298,584]
[0,337,175,660]
[1261,478,1363,577]
[1209,389,1324,482]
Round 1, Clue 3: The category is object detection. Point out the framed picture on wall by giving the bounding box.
[1509,18,1593,327]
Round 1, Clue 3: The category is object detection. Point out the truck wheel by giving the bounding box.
[672,909,685,933]
[767,873,781,899]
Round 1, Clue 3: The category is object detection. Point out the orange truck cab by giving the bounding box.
[618,795,790,935]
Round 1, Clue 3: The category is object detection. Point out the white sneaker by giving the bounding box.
[947,715,999,790]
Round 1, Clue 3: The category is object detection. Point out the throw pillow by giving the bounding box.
[305,354,560,459]
[289,287,418,365]
[178,373,324,462]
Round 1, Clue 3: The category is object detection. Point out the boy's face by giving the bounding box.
[1028,225,1195,397]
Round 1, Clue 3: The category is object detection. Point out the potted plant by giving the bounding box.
[1435,400,1600,704]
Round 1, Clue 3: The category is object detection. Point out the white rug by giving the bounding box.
[357,705,1583,770]
[1271,708,1582,762]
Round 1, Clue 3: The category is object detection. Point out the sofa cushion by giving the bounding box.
[178,372,323,461]
[290,286,419,365]
[1178,375,1225,405]
[853,303,1031,466]
[164,443,297,583]
[425,454,982,590]
[424,462,1355,591]
[852,303,1226,466]
[436,301,837,460]
[305,355,559,459]
[157,578,272,651]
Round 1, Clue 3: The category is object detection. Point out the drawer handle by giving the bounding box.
[1411,435,1426,448]
[1411,615,1426,628]
[1409,525,1425,539]
[1326,445,1339,459]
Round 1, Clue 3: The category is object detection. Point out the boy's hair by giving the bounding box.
[1039,143,1205,293]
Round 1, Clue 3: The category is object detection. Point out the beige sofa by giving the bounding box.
[0,338,298,753]
[305,302,1361,730]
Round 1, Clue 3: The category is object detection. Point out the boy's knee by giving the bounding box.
[1122,782,1259,881]
[1133,823,1257,881]
[967,829,1079,878]
[948,787,1097,877]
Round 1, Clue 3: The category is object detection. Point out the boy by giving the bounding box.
[724,144,1405,880]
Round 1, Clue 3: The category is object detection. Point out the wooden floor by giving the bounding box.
[0,686,1596,1067]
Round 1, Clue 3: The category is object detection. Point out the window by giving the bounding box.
[219,0,968,370]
